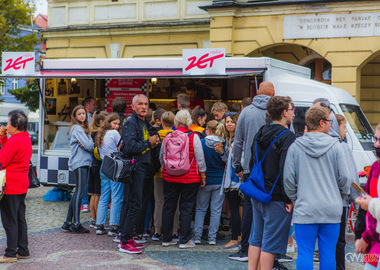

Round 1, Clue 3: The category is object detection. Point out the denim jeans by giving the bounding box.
[194,184,225,240]
[96,171,124,226]
[81,184,89,205]
[295,223,340,270]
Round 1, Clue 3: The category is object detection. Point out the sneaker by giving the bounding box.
[273,259,289,270]
[208,237,216,245]
[193,236,201,244]
[104,224,112,231]
[228,250,248,262]
[81,204,89,213]
[172,234,179,242]
[96,225,106,235]
[90,220,97,229]
[220,241,240,251]
[119,243,142,254]
[69,223,90,234]
[179,240,195,249]
[152,233,161,241]
[162,240,177,247]
[113,234,121,243]
[108,227,119,237]
[133,235,147,244]
[128,239,145,249]
[16,254,30,259]
[286,245,295,253]
[143,229,151,238]
[0,255,17,263]
[276,254,294,263]
[61,221,72,232]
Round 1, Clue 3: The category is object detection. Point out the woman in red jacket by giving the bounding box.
[0,110,32,263]
[159,109,206,249]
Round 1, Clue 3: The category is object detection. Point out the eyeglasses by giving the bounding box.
[286,108,295,112]
[372,136,380,143]
[225,111,238,116]
[322,119,333,124]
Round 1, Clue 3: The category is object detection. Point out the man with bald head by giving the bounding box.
[229,81,275,262]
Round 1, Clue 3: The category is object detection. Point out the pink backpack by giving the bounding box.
[163,130,193,176]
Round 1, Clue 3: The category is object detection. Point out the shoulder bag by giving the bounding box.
[101,152,135,184]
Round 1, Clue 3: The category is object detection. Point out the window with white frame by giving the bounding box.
[0,84,5,95]
[12,79,18,90]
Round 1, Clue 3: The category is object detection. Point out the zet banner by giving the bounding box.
[1,52,35,75]
[182,48,225,75]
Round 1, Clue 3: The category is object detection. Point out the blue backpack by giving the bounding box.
[240,129,288,204]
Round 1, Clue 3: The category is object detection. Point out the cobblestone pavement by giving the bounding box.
[0,185,364,269]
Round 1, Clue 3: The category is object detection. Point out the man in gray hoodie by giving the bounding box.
[230,81,274,261]
[284,106,351,270]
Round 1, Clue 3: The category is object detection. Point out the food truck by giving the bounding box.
[1,50,375,187]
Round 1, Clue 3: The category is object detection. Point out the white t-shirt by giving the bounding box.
[98,129,121,159]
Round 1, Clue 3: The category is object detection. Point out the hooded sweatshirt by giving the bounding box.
[233,95,270,174]
[68,124,94,171]
[249,124,296,203]
[201,135,226,185]
[284,132,351,224]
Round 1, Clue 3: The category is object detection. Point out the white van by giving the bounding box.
[273,73,376,181]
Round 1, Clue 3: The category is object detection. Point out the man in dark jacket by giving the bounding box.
[248,96,296,269]
[119,94,159,254]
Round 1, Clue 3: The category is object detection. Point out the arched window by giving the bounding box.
[305,59,332,84]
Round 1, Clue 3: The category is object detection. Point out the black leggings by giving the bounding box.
[66,166,89,225]
[226,190,241,241]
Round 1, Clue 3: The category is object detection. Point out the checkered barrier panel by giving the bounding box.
[39,156,76,186]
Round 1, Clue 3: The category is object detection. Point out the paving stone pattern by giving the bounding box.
[0,186,364,269]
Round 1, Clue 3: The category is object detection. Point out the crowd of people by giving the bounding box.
[1,80,380,269]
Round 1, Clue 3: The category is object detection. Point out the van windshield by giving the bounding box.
[340,104,374,151]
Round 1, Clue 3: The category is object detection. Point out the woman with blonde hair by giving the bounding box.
[160,109,206,249]
[193,120,226,245]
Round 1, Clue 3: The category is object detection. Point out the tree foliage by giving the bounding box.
[9,79,40,111]
[0,0,38,63]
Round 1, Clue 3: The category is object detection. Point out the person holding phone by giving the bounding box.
[0,110,32,263]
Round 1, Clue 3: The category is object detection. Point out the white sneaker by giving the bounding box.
[162,240,177,247]
[192,236,201,244]
[179,240,195,249]
[81,204,89,213]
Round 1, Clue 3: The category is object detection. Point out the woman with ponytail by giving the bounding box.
[94,113,124,236]
[193,120,226,245]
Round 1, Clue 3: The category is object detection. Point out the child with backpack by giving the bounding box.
[62,105,94,233]
[94,113,124,237]
[88,110,108,229]
[160,109,206,249]
[152,111,180,241]
[193,120,226,245]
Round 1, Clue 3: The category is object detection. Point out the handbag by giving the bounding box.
[0,164,6,200]
[240,129,288,204]
[101,152,135,184]
[29,162,40,188]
